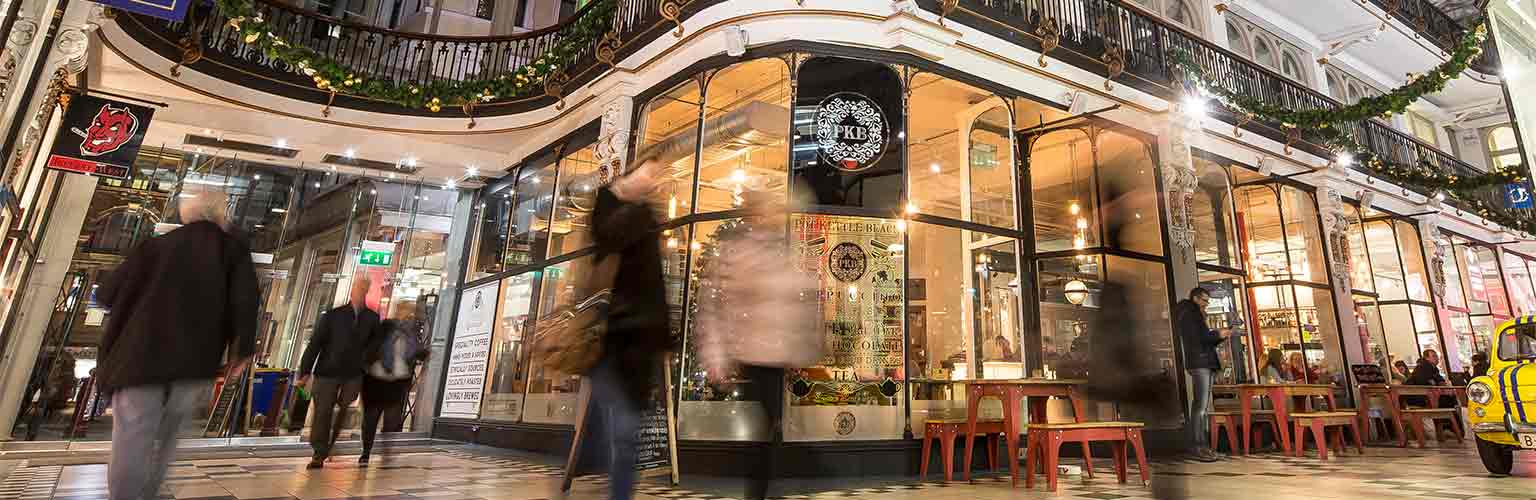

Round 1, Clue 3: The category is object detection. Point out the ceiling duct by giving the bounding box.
[322,154,421,174]
[636,100,789,178]
[183,134,300,158]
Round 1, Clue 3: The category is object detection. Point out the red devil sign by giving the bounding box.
[46,95,153,180]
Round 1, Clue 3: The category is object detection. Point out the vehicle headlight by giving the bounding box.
[1469,381,1493,405]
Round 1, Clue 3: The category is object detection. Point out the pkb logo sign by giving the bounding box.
[815,92,886,172]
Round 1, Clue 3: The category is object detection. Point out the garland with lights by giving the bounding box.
[1169,20,1536,235]
[214,0,616,111]
[1169,22,1489,129]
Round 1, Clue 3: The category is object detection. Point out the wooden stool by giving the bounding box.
[1024,422,1148,492]
[1208,411,1240,454]
[1396,408,1464,448]
[1290,412,1365,460]
[921,418,1003,481]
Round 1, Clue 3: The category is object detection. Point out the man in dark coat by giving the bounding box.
[1175,287,1229,461]
[98,190,260,500]
[583,159,671,500]
[298,276,382,468]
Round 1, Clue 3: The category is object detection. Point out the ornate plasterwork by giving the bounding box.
[1420,217,1449,302]
[0,18,40,105]
[594,96,634,185]
[1162,112,1197,260]
[1319,187,1353,293]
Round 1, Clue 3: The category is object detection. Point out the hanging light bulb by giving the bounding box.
[1073,235,1086,249]
[666,238,678,249]
[668,195,678,219]
[1069,201,1081,215]
[732,168,747,184]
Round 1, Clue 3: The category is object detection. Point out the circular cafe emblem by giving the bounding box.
[815,92,887,172]
[835,411,857,436]
[828,242,867,283]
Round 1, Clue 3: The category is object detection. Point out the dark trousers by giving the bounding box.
[361,376,410,454]
[310,377,361,459]
[739,365,783,500]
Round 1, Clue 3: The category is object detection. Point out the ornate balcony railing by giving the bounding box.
[924,0,1502,211]
[1365,0,1499,75]
[110,0,692,116]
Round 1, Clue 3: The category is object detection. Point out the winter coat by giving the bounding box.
[590,187,672,407]
[299,304,382,379]
[695,217,820,376]
[97,221,260,392]
[1175,299,1225,371]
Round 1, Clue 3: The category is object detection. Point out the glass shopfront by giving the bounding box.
[450,52,1183,441]
[1440,235,1509,374]
[1347,206,1444,378]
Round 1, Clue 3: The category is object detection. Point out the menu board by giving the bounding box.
[442,282,498,419]
[634,362,674,472]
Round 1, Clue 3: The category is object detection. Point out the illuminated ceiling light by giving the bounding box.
[930,162,941,173]
[666,238,678,249]
[530,177,541,184]
[1069,201,1081,215]
[732,169,747,184]
[1064,279,1089,305]
[405,157,418,168]
[388,173,396,179]
[1073,235,1086,249]
[1182,94,1208,121]
[253,174,261,180]
[313,182,321,188]
[896,220,906,232]
[202,128,213,135]
[271,208,288,213]
[465,166,479,177]
[445,177,457,189]
[178,193,197,199]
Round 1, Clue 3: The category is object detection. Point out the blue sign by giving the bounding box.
[91,0,190,22]
[1507,182,1534,209]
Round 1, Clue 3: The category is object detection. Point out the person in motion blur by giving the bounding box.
[696,188,819,500]
[298,276,381,468]
[99,189,260,500]
[585,159,672,500]
[1174,287,1230,461]
[359,304,428,465]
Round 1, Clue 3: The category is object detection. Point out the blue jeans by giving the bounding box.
[1187,368,1214,451]
[589,356,640,500]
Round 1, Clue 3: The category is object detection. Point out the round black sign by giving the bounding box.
[815,92,887,172]
[828,242,868,283]
[835,411,857,436]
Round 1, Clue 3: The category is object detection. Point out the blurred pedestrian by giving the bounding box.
[1175,286,1230,461]
[359,305,428,465]
[584,160,673,500]
[696,188,819,500]
[99,189,259,500]
[298,276,381,468]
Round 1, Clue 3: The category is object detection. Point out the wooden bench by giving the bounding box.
[1290,412,1364,460]
[921,418,1003,481]
[1396,408,1464,448]
[1024,422,1148,492]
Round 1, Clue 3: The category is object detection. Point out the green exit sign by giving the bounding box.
[358,240,394,267]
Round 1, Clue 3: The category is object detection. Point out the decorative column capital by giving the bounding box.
[1318,187,1354,294]
[1161,112,1199,262]
[595,95,636,186]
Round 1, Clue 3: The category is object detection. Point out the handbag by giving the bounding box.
[539,253,620,374]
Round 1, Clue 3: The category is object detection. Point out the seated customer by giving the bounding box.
[1258,349,1290,384]
[1403,349,1457,408]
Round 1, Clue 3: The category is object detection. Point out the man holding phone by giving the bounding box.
[1176,287,1232,462]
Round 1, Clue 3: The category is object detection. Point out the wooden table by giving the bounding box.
[1356,384,1466,446]
[1211,384,1336,455]
[962,379,1087,486]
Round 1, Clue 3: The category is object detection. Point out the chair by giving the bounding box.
[921,418,1003,481]
[1396,408,1464,448]
[1024,422,1148,492]
[1290,412,1365,460]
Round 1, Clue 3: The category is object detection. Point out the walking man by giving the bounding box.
[99,189,260,500]
[1175,286,1230,462]
[298,276,381,468]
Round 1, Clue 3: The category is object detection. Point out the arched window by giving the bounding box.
[1486,125,1521,169]
[1252,37,1276,67]
[1346,82,1363,104]
[1280,51,1306,84]
[1226,21,1250,57]
[1326,71,1345,101]
[1166,0,1196,28]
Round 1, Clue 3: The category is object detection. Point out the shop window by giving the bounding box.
[638,80,702,220]
[697,58,791,214]
[1364,221,1408,300]
[1199,270,1255,384]
[1030,128,1100,252]
[791,57,904,211]
[1446,310,1477,375]
[1250,284,1344,387]
[784,214,905,440]
[1441,238,1468,310]
[968,107,1017,232]
[1346,83,1363,104]
[1226,21,1250,57]
[1392,220,1431,302]
[908,75,1020,229]
[1191,156,1240,269]
[523,256,592,424]
[1236,185,1326,284]
[1502,252,1536,315]
[1253,38,1276,68]
[909,223,1023,422]
[1455,241,1493,315]
[1326,71,1345,102]
[677,219,767,440]
[1485,125,1521,170]
[506,157,557,267]
[469,187,512,280]
[1344,204,1374,293]
[550,144,599,257]
[1408,112,1439,147]
[1038,254,1101,381]
[481,272,535,422]
[1097,129,1162,256]
[1356,297,1387,368]
[1478,246,1512,316]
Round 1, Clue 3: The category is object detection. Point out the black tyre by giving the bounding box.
[1477,436,1516,475]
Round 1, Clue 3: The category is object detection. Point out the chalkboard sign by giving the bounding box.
[563,356,678,491]
[204,369,249,437]
[1351,364,1387,385]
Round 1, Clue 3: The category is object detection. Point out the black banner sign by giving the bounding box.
[792,57,903,210]
[46,95,155,181]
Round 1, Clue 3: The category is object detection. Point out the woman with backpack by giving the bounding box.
[359,304,428,465]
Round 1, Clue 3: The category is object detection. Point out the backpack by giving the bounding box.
[369,320,425,381]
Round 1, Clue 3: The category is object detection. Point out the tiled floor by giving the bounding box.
[3,442,1536,500]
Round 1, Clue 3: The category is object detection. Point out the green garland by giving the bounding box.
[1169,22,1489,129]
[1170,19,1536,235]
[214,0,617,110]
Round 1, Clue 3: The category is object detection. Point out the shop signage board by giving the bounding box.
[442,282,498,419]
[46,95,154,181]
[1506,182,1533,209]
[563,356,679,492]
[792,57,903,211]
[90,0,191,22]
[358,240,394,267]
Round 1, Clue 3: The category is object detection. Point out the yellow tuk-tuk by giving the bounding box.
[1467,316,1536,474]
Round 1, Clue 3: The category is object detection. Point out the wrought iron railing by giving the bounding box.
[113,0,676,115]
[1365,0,1499,75]
[925,0,1502,210]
